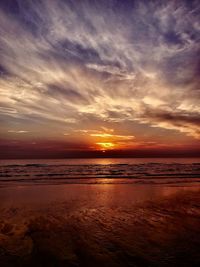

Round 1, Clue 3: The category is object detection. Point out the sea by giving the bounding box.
[0,158,199,187]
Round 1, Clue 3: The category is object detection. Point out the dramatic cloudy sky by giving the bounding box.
[0,0,199,158]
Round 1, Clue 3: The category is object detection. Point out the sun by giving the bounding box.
[96,142,115,150]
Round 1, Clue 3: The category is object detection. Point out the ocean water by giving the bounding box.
[0,158,199,186]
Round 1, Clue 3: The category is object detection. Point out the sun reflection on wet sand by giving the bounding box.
[0,183,200,209]
[1,183,200,266]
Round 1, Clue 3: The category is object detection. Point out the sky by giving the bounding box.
[0,0,199,158]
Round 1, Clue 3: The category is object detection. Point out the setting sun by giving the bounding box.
[96,142,115,150]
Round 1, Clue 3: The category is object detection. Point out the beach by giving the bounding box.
[1,182,200,267]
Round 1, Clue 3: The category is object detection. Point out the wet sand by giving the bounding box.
[0,184,200,267]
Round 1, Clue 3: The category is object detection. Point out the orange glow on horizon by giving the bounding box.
[91,133,113,138]
[96,142,115,150]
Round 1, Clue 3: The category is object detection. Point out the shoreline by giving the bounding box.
[0,184,200,266]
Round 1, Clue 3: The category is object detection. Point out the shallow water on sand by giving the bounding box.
[1,185,200,267]
[0,183,200,210]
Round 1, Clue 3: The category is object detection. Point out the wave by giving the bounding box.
[0,162,199,186]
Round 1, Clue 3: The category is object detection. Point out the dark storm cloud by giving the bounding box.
[0,0,199,141]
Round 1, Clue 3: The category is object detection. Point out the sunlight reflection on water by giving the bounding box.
[0,184,200,210]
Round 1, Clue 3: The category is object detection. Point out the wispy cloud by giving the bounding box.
[0,0,199,147]
[90,133,135,140]
[8,130,29,133]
